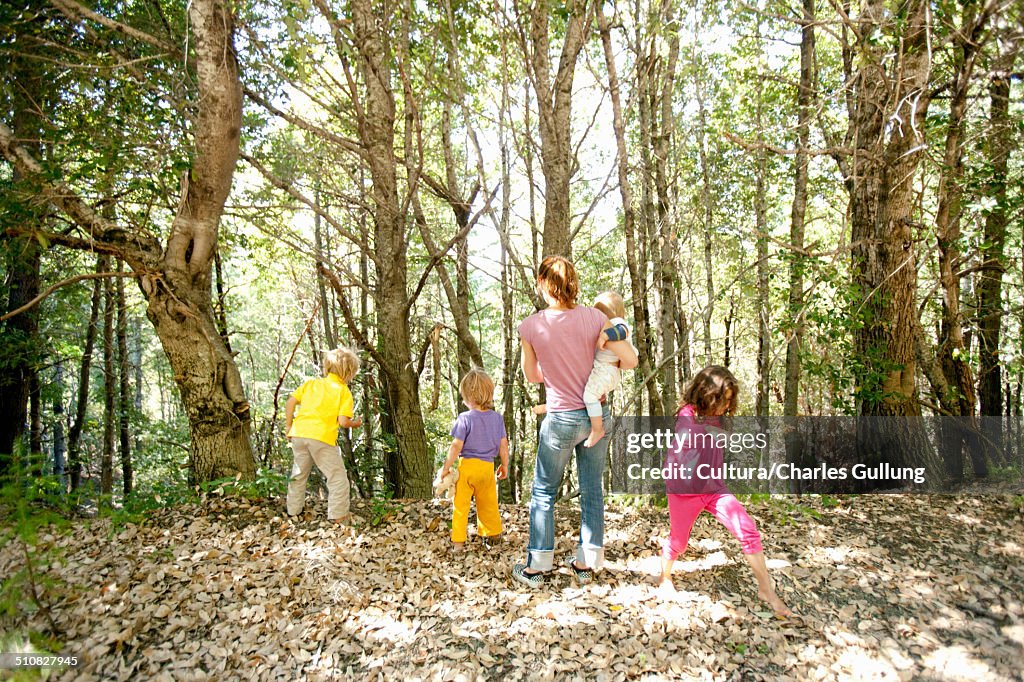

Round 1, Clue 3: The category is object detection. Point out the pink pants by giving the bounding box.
[663,493,763,560]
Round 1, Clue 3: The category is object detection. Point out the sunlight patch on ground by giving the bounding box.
[834,646,900,679]
[947,512,984,526]
[923,645,995,680]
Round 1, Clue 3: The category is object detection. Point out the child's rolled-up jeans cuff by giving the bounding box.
[528,549,554,572]
[576,544,604,571]
[584,401,604,418]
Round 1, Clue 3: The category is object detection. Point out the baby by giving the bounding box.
[533,291,635,447]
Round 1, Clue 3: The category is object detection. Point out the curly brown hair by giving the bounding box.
[679,366,739,420]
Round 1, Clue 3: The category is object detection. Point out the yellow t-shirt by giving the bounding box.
[287,374,355,445]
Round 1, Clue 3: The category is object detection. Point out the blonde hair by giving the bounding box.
[536,256,580,308]
[460,368,495,410]
[594,291,626,319]
[323,347,360,383]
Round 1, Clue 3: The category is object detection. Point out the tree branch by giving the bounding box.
[1,271,138,322]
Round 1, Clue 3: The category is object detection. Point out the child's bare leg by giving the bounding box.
[532,404,547,415]
[658,555,676,590]
[744,551,791,616]
[584,414,605,448]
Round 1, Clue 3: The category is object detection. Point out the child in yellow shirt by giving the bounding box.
[439,369,509,551]
[285,347,362,523]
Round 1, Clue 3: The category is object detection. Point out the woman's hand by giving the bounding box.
[496,464,508,480]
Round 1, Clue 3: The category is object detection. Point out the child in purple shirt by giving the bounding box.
[440,369,510,551]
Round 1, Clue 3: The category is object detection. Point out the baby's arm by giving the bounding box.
[601,320,638,369]
[441,439,464,478]
[597,323,630,350]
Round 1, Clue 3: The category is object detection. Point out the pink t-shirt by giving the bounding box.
[519,306,607,412]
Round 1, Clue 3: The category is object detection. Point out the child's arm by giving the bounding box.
[602,321,638,369]
[338,414,363,429]
[496,438,510,480]
[597,323,630,350]
[441,439,464,478]
[284,396,298,439]
[521,340,544,384]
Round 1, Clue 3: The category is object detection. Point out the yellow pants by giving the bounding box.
[451,457,502,543]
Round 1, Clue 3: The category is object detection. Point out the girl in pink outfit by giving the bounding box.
[659,366,792,618]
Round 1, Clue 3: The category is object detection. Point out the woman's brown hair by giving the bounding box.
[536,256,579,308]
[680,366,739,422]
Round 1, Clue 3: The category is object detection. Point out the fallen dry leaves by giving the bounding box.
[1,493,1022,681]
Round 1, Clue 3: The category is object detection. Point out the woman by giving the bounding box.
[512,256,638,587]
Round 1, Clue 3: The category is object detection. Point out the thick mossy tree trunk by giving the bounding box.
[848,0,939,481]
[0,0,255,483]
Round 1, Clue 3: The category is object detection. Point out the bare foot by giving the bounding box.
[584,426,605,448]
[451,541,465,553]
[532,404,547,415]
[656,576,677,597]
[758,588,792,618]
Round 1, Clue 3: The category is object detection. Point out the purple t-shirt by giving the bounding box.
[451,409,507,461]
[518,306,607,412]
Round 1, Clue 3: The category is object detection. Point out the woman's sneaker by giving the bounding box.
[512,563,546,588]
[565,556,594,585]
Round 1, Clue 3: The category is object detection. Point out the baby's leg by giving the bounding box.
[582,362,620,447]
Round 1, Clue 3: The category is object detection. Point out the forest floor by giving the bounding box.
[1,491,1022,681]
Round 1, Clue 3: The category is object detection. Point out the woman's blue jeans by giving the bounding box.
[527,406,610,571]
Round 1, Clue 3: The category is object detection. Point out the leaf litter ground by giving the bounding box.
[1,493,1022,681]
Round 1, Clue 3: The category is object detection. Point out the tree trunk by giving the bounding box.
[526,0,592,258]
[653,5,681,412]
[598,9,660,414]
[784,0,814,424]
[753,25,770,418]
[0,0,255,483]
[935,2,994,481]
[0,38,45,477]
[101,271,115,495]
[68,255,104,491]
[976,35,1018,462]
[696,72,715,366]
[348,0,432,498]
[116,260,133,494]
[848,0,938,480]
[53,362,66,486]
